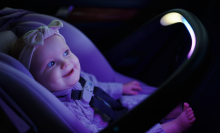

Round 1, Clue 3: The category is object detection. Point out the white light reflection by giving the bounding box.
[160,12,183,26]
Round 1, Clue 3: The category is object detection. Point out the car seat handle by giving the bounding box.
[101,8,209,133]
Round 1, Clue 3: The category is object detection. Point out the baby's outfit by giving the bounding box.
[52,71,165,133]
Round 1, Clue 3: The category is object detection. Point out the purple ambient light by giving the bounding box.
[182,18,196,59]
[68,6,74,12]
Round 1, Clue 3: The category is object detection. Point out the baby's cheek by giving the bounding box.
[48,69,69,91]
[47,70,60,84]
[42,70,59,90]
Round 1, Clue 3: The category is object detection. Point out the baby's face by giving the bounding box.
[30,35,81,92]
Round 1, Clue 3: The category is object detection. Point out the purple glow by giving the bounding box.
[68,6,74,12]
[182,18,196,59]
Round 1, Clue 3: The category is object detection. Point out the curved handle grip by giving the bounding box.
[100,8,209,133]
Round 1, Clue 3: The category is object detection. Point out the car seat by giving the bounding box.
[0,7,209,132]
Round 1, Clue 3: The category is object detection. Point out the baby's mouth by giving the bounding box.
[63,69,74,77]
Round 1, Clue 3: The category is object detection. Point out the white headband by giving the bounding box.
[18,20,66,70]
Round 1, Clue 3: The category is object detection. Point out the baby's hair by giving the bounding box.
[9,35,26,60]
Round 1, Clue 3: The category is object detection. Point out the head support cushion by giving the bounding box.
[0,21,46,78]
[0,30,17,54]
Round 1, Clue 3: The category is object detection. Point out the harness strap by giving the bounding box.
[71,77,128,120]
[71,90,81,100]
[90,96,118,120]
[93,87,124,109]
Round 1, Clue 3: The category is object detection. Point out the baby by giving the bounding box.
[10,20,195,133]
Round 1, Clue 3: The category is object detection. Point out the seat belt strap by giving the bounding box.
[90,96,118,120]
[71,77,128,120]
[93,87,124,109]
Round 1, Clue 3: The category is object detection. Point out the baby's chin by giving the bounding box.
[47,81,78,92]
[47,85,70,92]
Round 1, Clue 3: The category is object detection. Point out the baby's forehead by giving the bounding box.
[38,44,67,56]
[43,36,68,50]
[33,37,68,61]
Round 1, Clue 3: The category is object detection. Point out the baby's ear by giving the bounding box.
[48,20,63,30]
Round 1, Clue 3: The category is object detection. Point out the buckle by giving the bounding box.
[79,80,94,107]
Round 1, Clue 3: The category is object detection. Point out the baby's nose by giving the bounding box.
[61,60,69,69]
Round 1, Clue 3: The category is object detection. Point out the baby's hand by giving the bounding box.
[122,81,142,95]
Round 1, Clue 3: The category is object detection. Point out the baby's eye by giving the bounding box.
[63,50,69,56]
[47,61,55,67]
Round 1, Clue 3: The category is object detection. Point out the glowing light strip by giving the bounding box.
[160,12,196,59]
[182,18,196,59]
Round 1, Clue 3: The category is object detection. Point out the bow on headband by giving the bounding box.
[18,20,66,70]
